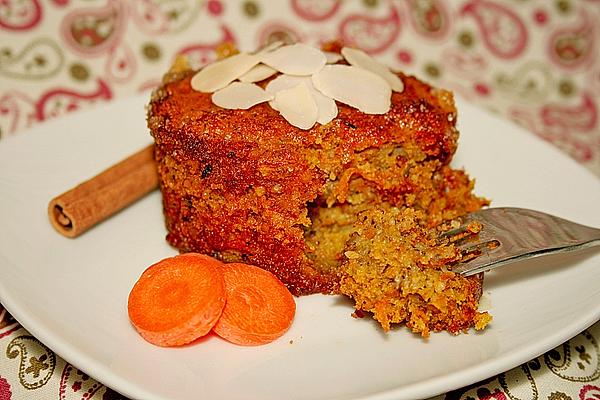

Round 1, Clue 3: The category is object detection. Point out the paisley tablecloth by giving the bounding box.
[1,1,599,399]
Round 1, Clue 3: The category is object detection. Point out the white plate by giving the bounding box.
[0,94,599,400]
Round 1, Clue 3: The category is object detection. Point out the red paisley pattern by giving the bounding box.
[1,0,594,173]
[35,79,112,121]
[105,42,136,83]
[441,48,489,77]
[129,0,174,35]
[406,0,451,40]
[60,0,126,56]
[58,364,103,400]
[291,0,341,22]
[548,10,596,70]
[338,4,401,54]
[257,21,303,47]
[0,91,36,134]
[0,0,42,31]
[461,0,528,59]
[580,385,600,400]
[541,93,597,135]
[0,1,599,399]
[511,92,598,163]
[129,0,202,35]
[0,376,11,400]
[176,25,236,68]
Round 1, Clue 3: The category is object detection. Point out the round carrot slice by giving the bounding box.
[128,253,226,347]
[212,263,296,346]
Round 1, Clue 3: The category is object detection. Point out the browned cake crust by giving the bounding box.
[147,68,487,297]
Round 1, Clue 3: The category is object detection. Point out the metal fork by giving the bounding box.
[442,207,600,276]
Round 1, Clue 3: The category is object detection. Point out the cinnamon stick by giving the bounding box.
[48,144,159,238]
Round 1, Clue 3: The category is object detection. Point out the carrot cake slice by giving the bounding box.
[147,42,491,335]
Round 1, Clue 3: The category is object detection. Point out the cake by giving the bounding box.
[147,42,491,335]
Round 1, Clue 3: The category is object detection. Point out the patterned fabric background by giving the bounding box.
[0,0,599,399]
[1,0,599,176]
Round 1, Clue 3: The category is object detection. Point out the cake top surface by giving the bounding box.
[149,67,459,165]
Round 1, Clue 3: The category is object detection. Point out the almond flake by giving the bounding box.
[271,83,318,130]
[341,47,404,92]
[212,82,273,109]
[255,40,284,56]
[191,52,259,92]
[266,75,337,124]
[265,74,309,94]
[266,75,308,111]
[323,51,343,64]
[260,43,326,76]
[238,64,278,83]
[312,65,391,114]
[313,91,337,125]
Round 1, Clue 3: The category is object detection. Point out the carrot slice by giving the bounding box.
[128,253,226,347]
[212,263,296,346]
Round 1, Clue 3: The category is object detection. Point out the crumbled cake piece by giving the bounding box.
[339,207,492,337]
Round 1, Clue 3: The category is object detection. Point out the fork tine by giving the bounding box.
[455,238,501,255]
[451,252,498,276]
[440,217,483,242]
[441,214,495,249]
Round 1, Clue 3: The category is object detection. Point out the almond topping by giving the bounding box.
[271,83,318,130]
[260,43,327,76]
[212,82,273,109]
[191,52,259,92]
[265,75,304,112]
[238,64,278,83]
[312,90,337,125]
[312,65,391,114]
[341,47,404,92]
[323,51,344,64]
[265,74,308,95]
[266,74,337,125]
[189,43,404,129]
[255,41,284,56]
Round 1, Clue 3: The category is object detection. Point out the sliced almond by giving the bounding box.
[212,82,273,109]
[271,83,318,130]
[266,75,309,111]
[260,43,326,76]
[238,64,278,83]
[312,90,337,125]
[265,74,309,94]
[266,74,337,124]
[312,65,391,114]
[255,40,284,56]
[341,47,404,92]
[323,51,343,64]
[191,52,259,93]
